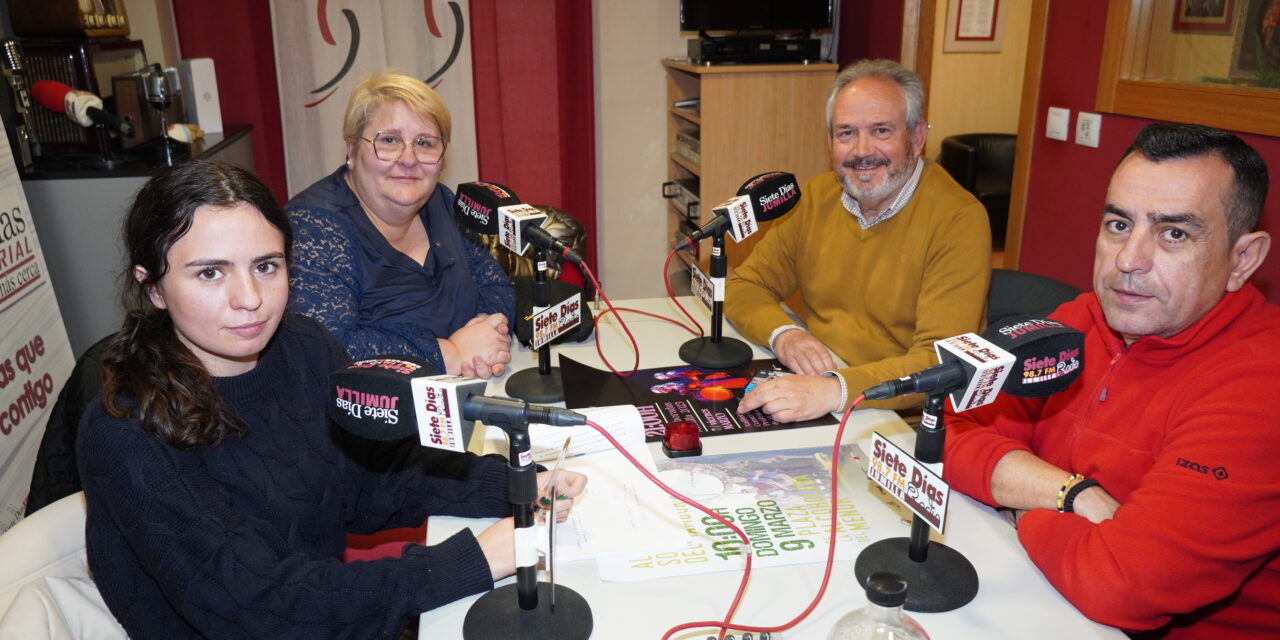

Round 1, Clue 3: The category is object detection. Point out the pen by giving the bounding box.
[545,436,571,613]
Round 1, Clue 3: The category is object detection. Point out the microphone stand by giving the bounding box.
[679,230,753,369]
[505,246,565,403]
[85,123,126,170]
[462,411,592,639]
[853,393,979,612]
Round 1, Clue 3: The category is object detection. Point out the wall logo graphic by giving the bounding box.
[305,0,466,108]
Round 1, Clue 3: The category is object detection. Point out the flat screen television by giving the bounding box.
[680,0,834,32]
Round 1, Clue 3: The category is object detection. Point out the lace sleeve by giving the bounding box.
[462,232,516,323]
[288,206,448,370]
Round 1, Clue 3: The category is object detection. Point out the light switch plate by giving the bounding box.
[1046,107,1070,141]
[1076,111,1101,148]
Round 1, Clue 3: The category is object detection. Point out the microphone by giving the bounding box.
[30,79,135,138]
[453,181,584,266]
[328,355,586,449]
[330,355,593,623]
[862,316,1084,411]
[0,40,37,170]
[674,171,801,250]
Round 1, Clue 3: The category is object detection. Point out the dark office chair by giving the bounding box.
[939,133,1016,248]
[987,268,1082,326]
[26,334,114,516]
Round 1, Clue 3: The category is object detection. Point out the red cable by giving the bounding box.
[586,393,866,639]
[559,248,704,376]
[584,418,752,640]
[663,248,706,337]
[578,260,640,377]
[658,394,865,638]
[598,246,710,336]
[610,307,701,337]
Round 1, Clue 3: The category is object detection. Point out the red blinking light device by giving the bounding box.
[662,420,702,458]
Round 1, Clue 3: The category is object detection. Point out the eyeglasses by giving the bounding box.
[361,131,446,165]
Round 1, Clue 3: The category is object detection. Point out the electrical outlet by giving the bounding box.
[1076,112,1101,148]
[1046,107,1070,141]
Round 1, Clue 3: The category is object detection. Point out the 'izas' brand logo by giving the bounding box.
[1177,457,1228,480]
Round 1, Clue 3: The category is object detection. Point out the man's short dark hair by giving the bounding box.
[1126,123,1268,242]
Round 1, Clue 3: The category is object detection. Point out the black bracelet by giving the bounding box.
[1062,478,1101,514]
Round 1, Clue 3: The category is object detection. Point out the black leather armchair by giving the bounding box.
[986,268,1081,326]
[939,133,1016,247]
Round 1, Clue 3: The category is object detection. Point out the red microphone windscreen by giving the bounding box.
[454,181,521,235]
[30,79,73,114]
[737,171,801,222]
[329,355,435,441]
[982,316,1084,398]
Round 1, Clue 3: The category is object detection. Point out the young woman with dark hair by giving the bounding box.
[79,159,584,639]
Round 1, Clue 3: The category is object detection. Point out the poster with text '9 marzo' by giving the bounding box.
[0,118,74,533]
[596,445,907,582]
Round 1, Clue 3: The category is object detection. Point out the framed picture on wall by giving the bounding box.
[1173,0,1237,33]
[943,0,1008,53]
[1230,0,1280,82]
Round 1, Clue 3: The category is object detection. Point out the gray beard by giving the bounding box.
[836,155,916,208]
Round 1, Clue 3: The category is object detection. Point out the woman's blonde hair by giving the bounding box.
[342,69,451,145]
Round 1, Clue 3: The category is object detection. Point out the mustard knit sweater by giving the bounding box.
[725,162,991,411]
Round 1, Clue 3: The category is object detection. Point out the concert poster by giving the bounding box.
[558,355,836,442]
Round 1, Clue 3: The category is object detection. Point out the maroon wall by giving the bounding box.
[837,0,905,66]
[1019,3,1280,301]
[172,0,287,202]
[468,0,597,267]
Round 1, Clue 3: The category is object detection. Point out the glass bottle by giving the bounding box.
[825,572,931,640]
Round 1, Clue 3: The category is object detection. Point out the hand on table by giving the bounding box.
[476,517,516,581]
[737,374,841,423]
[773,328,836,376]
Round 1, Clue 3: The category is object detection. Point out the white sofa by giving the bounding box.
[0,492,126,639]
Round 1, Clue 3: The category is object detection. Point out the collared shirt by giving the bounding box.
[766,158,929,349]
[841,157,925,229]
[765,157,925,409]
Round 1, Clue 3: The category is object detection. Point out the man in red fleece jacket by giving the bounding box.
[943,123,1280,639]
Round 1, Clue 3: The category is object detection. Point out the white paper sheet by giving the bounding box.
[480,406,689,562]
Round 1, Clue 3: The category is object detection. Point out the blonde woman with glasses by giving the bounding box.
[287,69,513,379]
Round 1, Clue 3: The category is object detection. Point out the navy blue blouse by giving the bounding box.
[286,167,515,371]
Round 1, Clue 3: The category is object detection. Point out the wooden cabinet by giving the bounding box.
[662,59,837,283]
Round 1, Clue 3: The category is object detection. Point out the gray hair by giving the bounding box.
[825,59,925,133]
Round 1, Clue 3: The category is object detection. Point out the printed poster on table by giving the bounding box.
[0,114,75,533]
[595,445,903,582]
[559,355,835,442]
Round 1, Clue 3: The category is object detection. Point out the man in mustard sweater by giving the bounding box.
[729,59,991,422]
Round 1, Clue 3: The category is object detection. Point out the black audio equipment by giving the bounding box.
[687,36,822,64]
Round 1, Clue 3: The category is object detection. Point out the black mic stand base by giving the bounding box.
[463,582,593,639]
[854,537,978,612]
[504,366,564,404]
[679,336,753,370]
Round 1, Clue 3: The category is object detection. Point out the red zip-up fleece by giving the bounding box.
[943,284,1280,638]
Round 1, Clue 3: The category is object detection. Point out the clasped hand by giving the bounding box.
[441,313,511,378]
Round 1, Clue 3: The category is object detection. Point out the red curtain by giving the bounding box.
[172,0,597,268]
[469,0,598,269]
[171,0,288,202]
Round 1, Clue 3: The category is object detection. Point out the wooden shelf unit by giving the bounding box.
[663,59,837,281]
